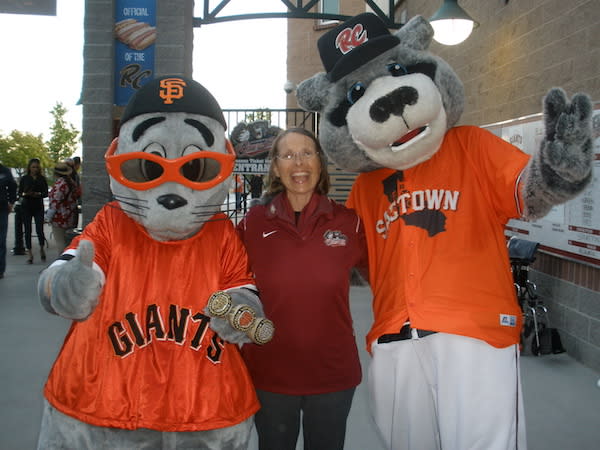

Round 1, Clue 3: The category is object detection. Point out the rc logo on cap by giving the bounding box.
[335,23,368,55]
[318,12,400,82]
[159,78,186,104]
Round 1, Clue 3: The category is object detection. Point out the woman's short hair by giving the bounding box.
[265,127,330,196]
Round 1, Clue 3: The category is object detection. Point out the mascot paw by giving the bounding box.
[205,290,274,345]
[38,240,104,320]
[542,88,593,181]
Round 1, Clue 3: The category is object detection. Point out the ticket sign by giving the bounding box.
[485,106,600,268]
[114,0,156,106]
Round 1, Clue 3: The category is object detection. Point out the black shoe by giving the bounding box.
[12,248,26,255]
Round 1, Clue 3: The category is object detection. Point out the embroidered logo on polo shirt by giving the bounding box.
[323,230,348,247]
[499,314,517,327]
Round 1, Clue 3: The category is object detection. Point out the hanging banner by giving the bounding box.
[114,0,156,106]
[484,106,600,268]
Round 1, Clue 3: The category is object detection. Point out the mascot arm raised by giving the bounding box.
[38,240,104,320]
[205,288,274,345]
[522,88,594,220]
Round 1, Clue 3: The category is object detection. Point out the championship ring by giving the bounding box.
[207,291,232,317]
[248,318,275,345]
[228,304,256,332]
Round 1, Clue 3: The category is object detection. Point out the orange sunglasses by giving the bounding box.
[105,138,236,191]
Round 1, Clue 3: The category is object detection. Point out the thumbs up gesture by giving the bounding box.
[38,240,104,320]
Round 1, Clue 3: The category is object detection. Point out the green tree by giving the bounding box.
[0,131,50,177]
[45,102,80,163]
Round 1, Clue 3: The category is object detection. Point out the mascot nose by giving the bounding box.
[370,86,419,123]
[157,194,188,210]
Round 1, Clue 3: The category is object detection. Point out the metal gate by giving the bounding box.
[223,108,358,219]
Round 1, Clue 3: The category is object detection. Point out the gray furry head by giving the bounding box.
[108,77,233,241]
[296,15,464,172]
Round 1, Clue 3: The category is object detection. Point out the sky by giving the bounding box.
[0,1,287,148]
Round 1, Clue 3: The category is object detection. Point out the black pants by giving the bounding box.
[22,206,45,249]
[12,203,24,252]
[254,387,355,450]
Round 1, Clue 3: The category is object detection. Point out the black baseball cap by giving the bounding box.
[318,13,400,82]
[120,76,227,129]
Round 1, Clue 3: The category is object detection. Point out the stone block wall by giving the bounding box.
[81,0,194,224]
[398,0,599,126]
[530,269,600,372]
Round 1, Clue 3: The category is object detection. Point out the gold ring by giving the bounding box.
[228,304,256,332]
[248,318,275,345]
[207,291,232,317]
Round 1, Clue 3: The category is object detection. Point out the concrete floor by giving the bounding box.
[1,218,599,449]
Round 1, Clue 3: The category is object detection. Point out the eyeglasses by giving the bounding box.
[275,151,319,162]
[104,138,236,191]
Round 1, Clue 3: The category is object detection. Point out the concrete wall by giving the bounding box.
[531,257,600,372]
[286,0,600,372]
[80,0,194,224]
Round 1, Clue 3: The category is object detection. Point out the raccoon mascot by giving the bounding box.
[37,76,273,449]
[296,13,593,450]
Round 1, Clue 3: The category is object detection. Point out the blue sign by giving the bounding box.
[114,0,156,106]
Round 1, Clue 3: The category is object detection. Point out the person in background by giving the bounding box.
[18,158,48,263]
[248,174,264,207]
[70,156,81,185]
[0,160,17,279]
[45,162,79,252]
[234,173,246,212]
[237,128,368,450]
[65,156,82,228]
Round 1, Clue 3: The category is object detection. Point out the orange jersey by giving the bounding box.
[347,126,530,350]
[44,203,259,431]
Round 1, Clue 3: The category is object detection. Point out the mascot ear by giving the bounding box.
[296,72,332,113]
[395,15,434,51]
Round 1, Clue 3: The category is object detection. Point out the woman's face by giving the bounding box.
[273,132,321,199]
[29,162,41,174]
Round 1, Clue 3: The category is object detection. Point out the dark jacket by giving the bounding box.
[18,174,48,212]
[0,164,17,210]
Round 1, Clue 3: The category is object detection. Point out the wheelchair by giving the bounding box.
[507,237,565,356]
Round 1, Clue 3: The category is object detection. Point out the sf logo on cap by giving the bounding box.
[159,78,186,104]
[335,23,368,55]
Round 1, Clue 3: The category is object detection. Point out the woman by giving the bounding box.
[45,162,79,252]
[18,158,48,263]
[237,128,368,450]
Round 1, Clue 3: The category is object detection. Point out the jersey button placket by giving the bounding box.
[407,240,417,307]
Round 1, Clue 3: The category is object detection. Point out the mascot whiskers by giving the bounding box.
[297,13,593,450]
[37,76,273,449]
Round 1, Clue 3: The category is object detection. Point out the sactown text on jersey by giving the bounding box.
[376,189,460,238]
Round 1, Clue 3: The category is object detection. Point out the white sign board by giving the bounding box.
[484,106,600,268]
